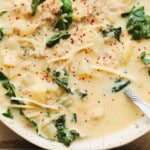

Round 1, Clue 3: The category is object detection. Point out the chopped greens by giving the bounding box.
[2,108,13,119]
[2,80,16,97]
[121,6,150,40]
[54,0,73,30]
[0,72,16,97]
[79,92,87,99]
[75,88,88,99]
[46,111,51,117]
[20,109,38,132]
[20,45,29,56]
[55,115,80,146]
[55,13,72,31]
[56,99,70,108]
[46,67,51,73]
[61,101,70,108]
[0,11,8,16]
[61,0,73,13]
[101,25,122,41]
[0,28,4,41]
[53,69,72,93]
[31,0,46,15]
[114,78,122,83]
[46,32,71,48]
[112,78,131,92]
[0,71,8,80]
[10,99,25,105]
[71,113,77,123]
[140,51,150,64]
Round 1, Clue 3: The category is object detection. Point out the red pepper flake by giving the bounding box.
[70,38,74,44]
[97,56,100,61]
[17,73,22,76]
[75,26,79,32]
[90,19,95,25]
[16,16,20,20]
[141,113,145,117]
[112,98,115,102]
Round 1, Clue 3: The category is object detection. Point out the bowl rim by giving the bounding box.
[0,114,150,150]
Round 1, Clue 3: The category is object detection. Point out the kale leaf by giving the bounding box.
[0,72,16,97]
[54,0,73,30]
[53,68,72,93]
[122,6,150,40]
[55,115,80,146]
[112,79,131,92]
[2,108,14,119]
[140,51,150,64]
[31,0,46,15]
[2,80,16,97]
[0,71,8,80]
[101,25,122,41]
[20,109,38,132]
[46,32,70,48]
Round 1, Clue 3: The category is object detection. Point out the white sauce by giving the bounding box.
[0,0,150,144]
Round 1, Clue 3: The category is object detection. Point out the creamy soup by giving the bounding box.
[0,0,150,147]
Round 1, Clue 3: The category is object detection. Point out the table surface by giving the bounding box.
[0,122,150,150]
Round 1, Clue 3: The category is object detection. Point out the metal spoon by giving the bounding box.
[124,88,150,118]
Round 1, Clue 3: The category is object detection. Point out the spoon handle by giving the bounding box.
[124,88,150,118]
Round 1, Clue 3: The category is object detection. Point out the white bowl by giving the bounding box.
[1,113,150,150]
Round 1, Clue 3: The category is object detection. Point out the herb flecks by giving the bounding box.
[101,25,122,41]
[140,51,150,64]
[46,32,70,48]
[112,78,131,92]
[122,6,150,40]
[55,115,80,146]
[2,108,14,119]
[54,0,73,30]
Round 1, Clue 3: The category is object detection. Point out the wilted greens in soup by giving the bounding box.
[0,0,150,146]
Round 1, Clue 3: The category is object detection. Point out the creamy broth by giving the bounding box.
[0,0,150,146]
